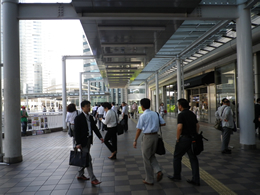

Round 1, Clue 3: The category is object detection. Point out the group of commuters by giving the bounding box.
[65,101,130,185]
[65,98,201,187]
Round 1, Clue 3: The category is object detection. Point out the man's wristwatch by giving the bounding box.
[133,139,137,142]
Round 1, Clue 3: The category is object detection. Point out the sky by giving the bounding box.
[42,20,85,84]
[19,0,92,85]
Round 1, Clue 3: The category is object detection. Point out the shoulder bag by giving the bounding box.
[112,110,124,135]
[155,112,166,155]
[214,106,227,131]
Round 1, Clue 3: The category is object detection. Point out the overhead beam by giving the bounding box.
[101,43,154,47]
[107,71,135,74]
[98,26,166,31]
[106,68,138,70]
[63,55,95,60]
[105,62,142,65]
[18,4,239,20]
[103,54,146,58]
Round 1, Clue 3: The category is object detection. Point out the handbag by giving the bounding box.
[155,112,166,155]
[214,106,227,131]
[112,110,124,135]
[69,148,89,167]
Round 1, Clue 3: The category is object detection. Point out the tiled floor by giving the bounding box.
[1,116,260,195]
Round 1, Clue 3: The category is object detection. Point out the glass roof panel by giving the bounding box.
[193,53,202,57]
[198,50,208,54]
[204,46,215,51]
[218,37,232,43]
[210,42,223,47]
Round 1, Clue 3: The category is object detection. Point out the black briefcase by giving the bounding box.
[69,149,89,167]
[117,123,124,135]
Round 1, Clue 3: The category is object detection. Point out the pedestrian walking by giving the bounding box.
[66,103,80,147]
[133,98,166,185]
[74,100,104,185]
[168,99,200,186]
[100,102,118,159]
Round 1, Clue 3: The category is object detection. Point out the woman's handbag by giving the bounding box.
[69,148,89,167]
[155,113,166,155]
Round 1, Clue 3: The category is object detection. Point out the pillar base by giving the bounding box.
[3,155,22,164]
[241,144,256,150]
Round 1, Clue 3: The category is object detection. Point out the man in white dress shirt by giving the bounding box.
[133,98,166,185]
[111,102,118,114]
[97,104,105,131]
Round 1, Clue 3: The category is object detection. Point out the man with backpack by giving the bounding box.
[168,99,200,186]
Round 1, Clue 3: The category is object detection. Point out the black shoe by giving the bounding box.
[167,175,181,181]
[222,149,231,154]
[187,179,200,186]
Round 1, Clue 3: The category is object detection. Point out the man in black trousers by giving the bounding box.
[168,99,200,186]
[74,100,104,185]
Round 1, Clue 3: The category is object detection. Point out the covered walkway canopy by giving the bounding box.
[2,0,260,163]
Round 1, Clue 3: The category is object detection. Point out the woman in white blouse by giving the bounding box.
[99,102,118,159]
[66,103,80,147]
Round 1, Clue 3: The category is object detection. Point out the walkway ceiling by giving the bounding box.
[71,0,202,88]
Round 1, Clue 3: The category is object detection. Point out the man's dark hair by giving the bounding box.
[112,102,115,106]
[67,103,76,112]
[221,98,227,103]
[103,102,112,109]
[257,98,260,103]
[140,98,150,109]
[177,98,189,109]
[81,100,90,108]
[223,99,230,104]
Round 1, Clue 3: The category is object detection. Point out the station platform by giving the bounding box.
[1,116,260,195]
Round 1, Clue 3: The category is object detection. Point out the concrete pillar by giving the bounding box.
[79,72,82,108]
[236,1,255,149]
[125,87,128,104]
[3,0,22,163]
[155,71,159,112]
[88,80,90,102]
[62,57,67,131]
[254,52,260,99]
[116,88,119,104]
[176,57,182,100]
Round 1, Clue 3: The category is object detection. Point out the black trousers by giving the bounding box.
[123,115,128,131]
[173,136,200,183]
[21,122,27,135]
[104,126,117,153]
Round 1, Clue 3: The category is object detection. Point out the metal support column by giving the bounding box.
[155,71,159,112]
[116,88,119,104]
[3,0,22,163]
[176,57,182,100]
[0,65,3,162]
[254,52,260,99]
[62,57,67,131]
[236,0,255,149]
[88,80,90,101]
[145,81,149,98]
[79,72,82,108]
[121,88,124,102]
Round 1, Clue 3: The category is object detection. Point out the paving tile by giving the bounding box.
[1,118,260,195]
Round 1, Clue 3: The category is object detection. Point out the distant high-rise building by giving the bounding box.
[20,20,51,94]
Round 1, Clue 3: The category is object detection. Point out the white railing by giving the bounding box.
[2,112,63,133]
